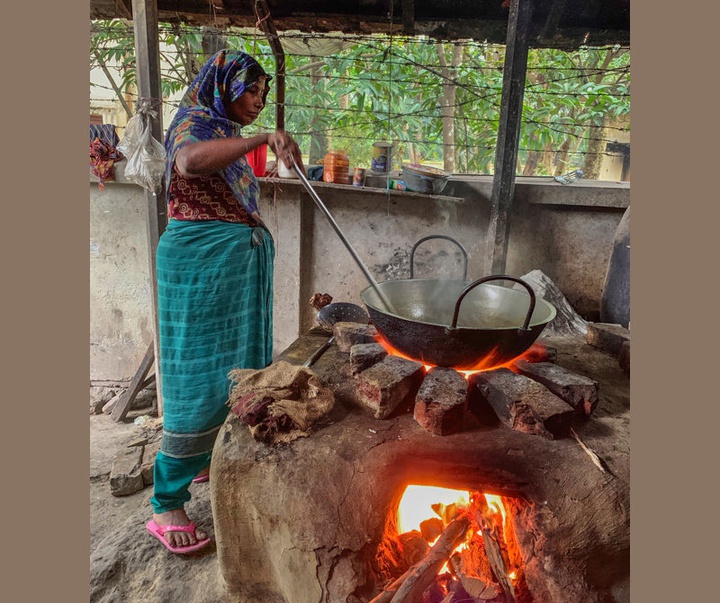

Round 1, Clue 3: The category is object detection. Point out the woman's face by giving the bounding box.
[226,76,268,126]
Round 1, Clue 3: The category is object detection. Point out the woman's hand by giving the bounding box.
[268,131,306,176]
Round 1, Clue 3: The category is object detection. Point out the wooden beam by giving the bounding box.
[484,0,533,276]
[539,0,568,41]
[111,343,155,422]
[131,0,167,414]
[253,0,286,130]
[116,0,133,20]
[402,0,415,35]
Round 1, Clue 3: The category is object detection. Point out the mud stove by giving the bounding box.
[209,328,630,603]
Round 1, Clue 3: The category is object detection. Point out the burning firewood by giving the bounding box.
[432,502,462,525]
[419,517,443,543]
[369,515,471,603]
[449,553,500,601]
[473,496,517,603]
[398,531,430,566]
[390,515,471,603]
[419,580,446,603]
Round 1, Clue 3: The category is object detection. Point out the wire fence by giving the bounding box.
[90,23,630,179]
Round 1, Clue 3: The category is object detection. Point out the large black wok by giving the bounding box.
[360,274,556,370]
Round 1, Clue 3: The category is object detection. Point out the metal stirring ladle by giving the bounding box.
[291,162,397,315]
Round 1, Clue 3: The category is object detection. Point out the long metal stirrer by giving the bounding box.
[291,162,396,314]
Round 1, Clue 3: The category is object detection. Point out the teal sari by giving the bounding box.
[151,219,274,513]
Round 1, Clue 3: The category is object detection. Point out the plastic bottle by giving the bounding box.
[323,151,350,184]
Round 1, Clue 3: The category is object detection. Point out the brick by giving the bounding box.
[334,322,378,352]
[90,386,120,414]
[355,356,425,419]
[586,322,630,357]
[102,392,124,415]
[349,342,388,375]
[513,360,599,417]
[469,368,576,439]
[140,439,162,486]
[414,367,470,435]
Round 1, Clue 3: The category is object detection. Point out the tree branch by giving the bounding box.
[92,49,134,118]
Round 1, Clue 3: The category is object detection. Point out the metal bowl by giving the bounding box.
[401,164,450,195]
[316,302,369,332]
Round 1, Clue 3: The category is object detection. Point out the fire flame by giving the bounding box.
[396,485,470,534]
[483,493,507,523]
[378,484,528,599]
[376,334,547,378]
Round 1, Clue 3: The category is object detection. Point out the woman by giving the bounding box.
[145,50,304,554]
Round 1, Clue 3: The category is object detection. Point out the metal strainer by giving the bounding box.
[303,302,369,367]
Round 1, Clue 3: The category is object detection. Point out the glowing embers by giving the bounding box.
[373,485,532,603]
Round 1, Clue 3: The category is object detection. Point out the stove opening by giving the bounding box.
[373,484,533,603]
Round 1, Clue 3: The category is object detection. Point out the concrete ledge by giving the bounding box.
[92,163,629,210]
[260,176,467,204]
[515,178,630,208]
[444,174,629,209]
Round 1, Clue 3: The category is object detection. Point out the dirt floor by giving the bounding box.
[90,412,147,554]
[89,401,231,603]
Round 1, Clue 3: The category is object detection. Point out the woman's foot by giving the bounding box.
[192,466,210,484]
[151,508,208,549]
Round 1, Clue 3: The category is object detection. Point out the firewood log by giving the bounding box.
[388,515,471,603]
[474,497,516,603]
[369,515,471,603]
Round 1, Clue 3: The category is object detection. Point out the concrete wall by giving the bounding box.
[90,166,629,383]
[90,172,155,382]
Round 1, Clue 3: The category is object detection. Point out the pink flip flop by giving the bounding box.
[191,474,209,484]
[145,520,211,554]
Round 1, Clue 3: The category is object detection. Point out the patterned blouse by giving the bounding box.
[166,165,260,227]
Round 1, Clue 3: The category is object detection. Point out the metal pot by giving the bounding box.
[360,237,556,370]
[360,273,556,370]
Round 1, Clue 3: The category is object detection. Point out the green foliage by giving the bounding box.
[90,21,630,177]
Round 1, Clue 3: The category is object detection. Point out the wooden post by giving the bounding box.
[253,0,286,130]
[131,0,167,414]
[484,0,533,276]
[402,0,415,35]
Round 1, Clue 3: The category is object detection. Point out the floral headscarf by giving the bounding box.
[164,50,272,216]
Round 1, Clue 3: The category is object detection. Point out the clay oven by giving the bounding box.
[209,328,630,603]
